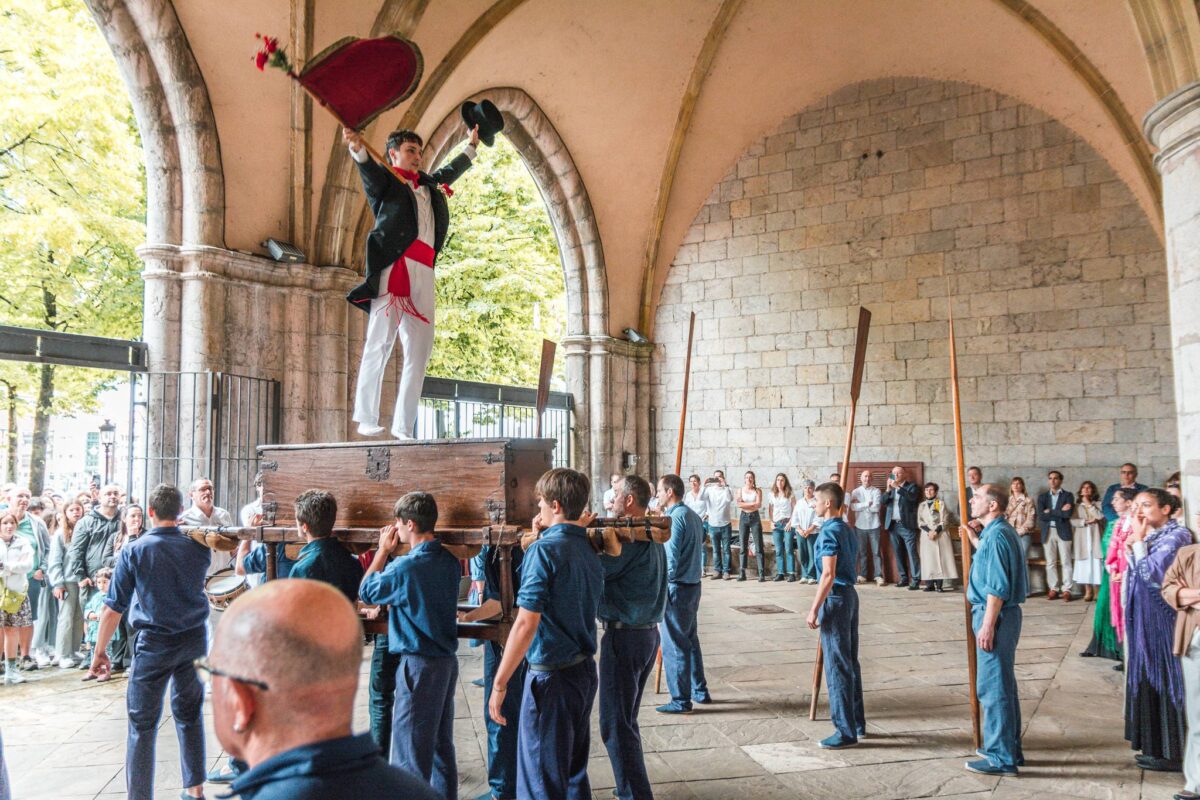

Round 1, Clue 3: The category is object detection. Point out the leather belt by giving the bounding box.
[602,621,658,631]
[528,653,589,673]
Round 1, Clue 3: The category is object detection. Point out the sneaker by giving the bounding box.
[19,656,37,671]
[923,583,936,592]
[723,574,733,581]
[694,694,713,705]
[35,654,52,669]
[207,759,241,784]
[4,670,26,685]
[655,702,693,715]
[773,575,786,582]
[975,749,1024,766]
[787,575,797,583]
[757,574,766,582]
[908,582,921,591]
[58,658,77,670]
[818,733,858,749]
[874,577,885,586]
[856,576,866,585]
[737,574,746,582]
[965,758,1016,777]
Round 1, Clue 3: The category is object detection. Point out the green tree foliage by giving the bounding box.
[0,0,145,490]
[431,135,566,388]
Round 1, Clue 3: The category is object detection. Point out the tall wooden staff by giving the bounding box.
[809,307,871,719]
[947,294,983,748]
[534,339,556,438]
[655,311,697,693]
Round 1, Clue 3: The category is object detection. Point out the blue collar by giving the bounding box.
[224,733,378,797]
[540,522,586,539]
[146,526,181,536]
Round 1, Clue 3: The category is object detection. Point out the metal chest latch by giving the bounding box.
[366,447,391,481]
[260,500,278,525]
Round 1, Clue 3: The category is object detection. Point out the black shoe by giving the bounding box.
[908,582,921,590]
[710,573,723,580]
[1136,754,1182,772]
[923,583,936,592]
[1173,792,1200,800]
[773,574,786,582]
[787,574,797,582]
[758,574,766,582]
[1079,650,1096,658]
[737,574,746,582]
[896,581,910,589]
[1113,663,1124,672]
[935,582,945,593]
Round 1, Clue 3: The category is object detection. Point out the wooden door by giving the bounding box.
[835,460,925,584]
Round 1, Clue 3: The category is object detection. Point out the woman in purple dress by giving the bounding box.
[1125,488,1194,772]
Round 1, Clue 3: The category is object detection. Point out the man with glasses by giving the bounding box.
[1102,463,1147,523]
[202,579,440,799]
[87,483,211,800]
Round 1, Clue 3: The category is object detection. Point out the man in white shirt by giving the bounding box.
[603,473,622,514]
[179,477,236,575]
[849,470,884,585]
[703,473,734,580]
[684,474,709,576]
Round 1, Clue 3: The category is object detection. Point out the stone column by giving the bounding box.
[1145,82,1200,509]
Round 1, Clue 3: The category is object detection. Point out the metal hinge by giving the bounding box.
[486,499,504,524]
[483,450,513,465]
[366,447,391,481]
[261,501,277,525]
[259,460,278,472]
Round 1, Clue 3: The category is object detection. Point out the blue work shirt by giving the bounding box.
[224,733,440,800]
[664,502,704,584]
[289,538,364,603]
[105,526,210,638]
[599,539,667,626]
[242,543,296,579]
[814,517,859,587]
[967,517,1028,609]
[359,538,460,657]
[516,522,603,667]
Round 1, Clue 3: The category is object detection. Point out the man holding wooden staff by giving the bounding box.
[961,484,1028,777]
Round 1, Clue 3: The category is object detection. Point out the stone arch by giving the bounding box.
[83,0,224,248]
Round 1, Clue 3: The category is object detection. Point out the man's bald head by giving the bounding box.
[213,579,362,691]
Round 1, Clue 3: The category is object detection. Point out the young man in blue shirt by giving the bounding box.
[209,579,440,800]
[359,492,462,799]
[599,475,667,798]
[87,483,210,800]
[805,481,866,750]
[962,484,1027,777]
[656,473,711,715]
[488,468,604,800]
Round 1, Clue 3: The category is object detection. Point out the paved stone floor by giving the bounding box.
[1,578,1182,799]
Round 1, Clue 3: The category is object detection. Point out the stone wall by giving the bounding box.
[652,77,1176,505]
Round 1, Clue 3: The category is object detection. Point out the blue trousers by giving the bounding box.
[771,522,795,576]
[660,582,708,708]
[369,634,401,754]
[483,638,525,799]
[820,585,865,739]
[796,533,817,580]
[889,524,920,584]
[973,605,1023,770]
[391,653,458,799]
[126,631,206,800]
[855,527,883,580]
[517,658,597,800]
[710,524,732,575]
[599,627,659,800]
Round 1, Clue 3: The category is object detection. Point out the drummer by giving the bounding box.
[87,483,211,800]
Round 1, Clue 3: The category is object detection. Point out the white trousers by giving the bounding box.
[1184,629,1200,792]
[1044,530,1074,593]
[352,258,435,438]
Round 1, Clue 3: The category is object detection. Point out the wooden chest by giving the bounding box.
[257,438,555,530]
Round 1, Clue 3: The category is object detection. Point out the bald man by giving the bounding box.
[208,579,439,799]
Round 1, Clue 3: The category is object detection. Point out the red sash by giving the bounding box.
[385,239,435,323]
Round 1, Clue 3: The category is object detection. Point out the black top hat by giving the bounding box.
[461,99,504,147]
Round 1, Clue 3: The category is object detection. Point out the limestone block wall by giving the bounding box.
[652,78,1176,505]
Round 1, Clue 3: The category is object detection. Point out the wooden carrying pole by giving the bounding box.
[810,306,871,720]
[947,297,983,749]
[535,339,556,438]
[656,311,697,693]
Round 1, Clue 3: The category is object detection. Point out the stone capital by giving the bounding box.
[1144,81,1200,171]
[561,334,653,361]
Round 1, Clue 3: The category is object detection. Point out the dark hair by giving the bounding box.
[1166,471,1181,489]
[659,474,686,503]
[1121,462,1138,474]
[1140,487,1180,515]
[967,466,981,476]
[295,490,338,538]
[982,484,1009,513]
[1011,476,1026,494]
[620,475,653,510]
[393,491,438,533]
[1078,481,1099,501]
[1047,470,1063,480]
[147,483,183,521]
[386,129,423,152]
[535,468,590,519]
[924,482,939,494]
[688,474,701,483]
[94,567,114,582]
[815,481,844,509]
[1116,487,1138,502]
[772,473,794,499]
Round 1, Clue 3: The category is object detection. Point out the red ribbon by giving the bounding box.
[440,183,454,197]
[384,240,436,324]
[391,166,420,186]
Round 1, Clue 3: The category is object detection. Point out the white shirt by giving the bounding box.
[703,485,734,525]
[789,498,818,533]
[240,499,264,588]
[603,487,618,513]
[684,490,707,519]
[768,493,795,523]
[181,504,236,575]
[350,143,476,299]
[850,485,882,530]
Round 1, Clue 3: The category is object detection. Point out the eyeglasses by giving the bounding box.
[193,657,270,691]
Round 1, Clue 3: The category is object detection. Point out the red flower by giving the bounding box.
[440,183,454,197]
[265,37,278,54]
[255,50,268,70]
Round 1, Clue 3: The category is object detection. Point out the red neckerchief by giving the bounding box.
[391,166,420,186]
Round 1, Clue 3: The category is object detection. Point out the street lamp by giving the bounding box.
[99,419,116,485]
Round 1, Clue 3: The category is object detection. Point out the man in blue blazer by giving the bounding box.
[881,466,922,590]
[1036,470,1075,601]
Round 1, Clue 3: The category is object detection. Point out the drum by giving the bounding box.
[205,568,248,611]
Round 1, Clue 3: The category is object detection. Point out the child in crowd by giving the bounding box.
[805,482,865,749]
[81,567,118,683]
